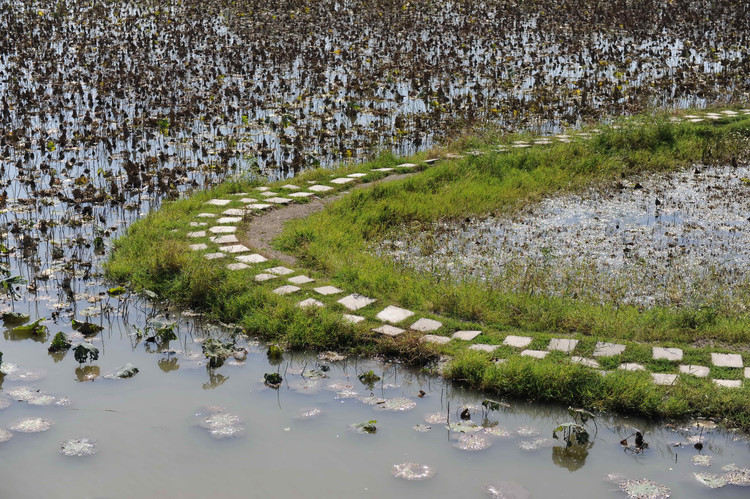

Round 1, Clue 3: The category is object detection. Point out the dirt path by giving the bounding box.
[238,173,413,265]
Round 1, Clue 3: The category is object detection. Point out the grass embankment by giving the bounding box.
[108,110,750,430]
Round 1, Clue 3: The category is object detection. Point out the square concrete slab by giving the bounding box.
[548,338,578,353]
[217,217,242,224]
[372,325,405,336]
[679,365,710,378]
[205,199,231,206]
[371,168,393,172]
[410,318,442,332]
[189,222,207,227]
[256,187,271,191]
[347,173,367,178]
[619,363,646,371]
[289,192,315,198]
[254,273,276,282]
[246,203,272,210]
[288,275,315,285]
[236,254,267,264]
[593,342,626,357]
[260,191,279,197]
[222,209,246,216]
[338,293,376,311]
[230,192,249,196]
[204,252,225,260]
[266,197,292,204]
[397,163,417,168]
[653,347,683,361]
[227,263,249,271]
[422,159,439,164]
[239,198,258,204]
[503,335,532,348]
[196,213,217,218]
[714,379,742,388]
[746,367,750,379]
[189,243,208,251]
[469,344,498,353]
[273,285,300,295]
[376,305,414,324]
[267,266,294,275]
[210,235,238,244]
[421,335,450,345]
[209,226,237,234]
[342,314,365,324]
[219,245,250,254]
[331,177,354,184]
[309,185,334,192]
[298,298,324,308]
[711,353,743,368]
[452,330,482,341]
[281,184,300,190]
[571,357,600,368]
[651,373,678,386]
[187,231,206,238]
[521,349,549,359]
[314,286,343,295]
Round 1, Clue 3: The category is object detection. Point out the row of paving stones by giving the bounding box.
[183,124,749,389]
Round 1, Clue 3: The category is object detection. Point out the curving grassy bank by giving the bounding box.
[107,109,750,431]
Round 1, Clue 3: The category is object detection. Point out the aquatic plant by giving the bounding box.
[358,370,381,389]
[73,343,99,365]
[71,320,103,336]
[263,372,282,387]
[352,420,377,434]
[12,319,47,336]
[48,332,72,353]
[202,338,233,368]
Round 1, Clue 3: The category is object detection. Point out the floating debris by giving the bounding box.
[516,426,540,437]
[391,462,435,481]
[105,363,139,379]
[0,429,13,443]
[618,479,671,498]
[518,439,554,451]
[424,412,447,424]
[413,424,432,433]
[351,420,377,434]
[10,418,53,433]
[295,408,322,419]
[60,438,98,457]
[377,398,416,412]
[692,455,712,467]
[482,481,532,499]
[483,427,512,438]
[454,433,492,451]
[693,473,728,489]
[199,409,245,439]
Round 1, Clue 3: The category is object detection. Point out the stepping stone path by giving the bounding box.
[619,363,646,372]
[572,357,600,368]
[219,245,250,254]
[209,226,236,234]
[268,267,294,275]
[330,178,354,184]
[711,353,743,368]
[266,197,292,204]
[205,199,231,206]
[469,344,497,353]
[521,350,548,359]
[211,235,239,244]
[338,293,376,311]
[653,347,683,361]
[651,373,677,386]
[410,318,442,332]
[298,298,324,308]
[187,231,206,238]
[376,306,414,324]
[204,253,225,260]
[680,365,710,378]
[593,342,626,357]
[227,263,249,271]
[190,243,208,251]
[254,273,276,282]
[342,314,365,324]
[503,335,532,348]
[289,192,314,198]
[714,379,742,388]
[373,325,405,336]
[314,286,343,295]
[548,338,577,353]
[309,185,334,192]
[236,254,267,264]
[288,275,315,285]
[421,335,450,345]
[222,209,246,216]
[217,217,242,224]
[273,285,300,295]
[452,330,481,341]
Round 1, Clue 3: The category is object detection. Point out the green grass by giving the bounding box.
[107,108,750,430]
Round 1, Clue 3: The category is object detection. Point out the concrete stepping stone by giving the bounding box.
[217,217,242,224]
[205,199,231,206]
[619,363,646,372]
[219,245,250,254]
[571,357,600,368]
[347,173,367,178]
[246,203,272,210]
[230,192,249,196]
[410,318,442,332]
[547,338,578,353]
[651,373,678,386]
[338,293,376,311]
[239,198,258,204]
[187,231,206,238]
[273,285,300,295]
[314,286,343,295]
[397,163,417,168]
[267,266,295,275]
[309,185,334,192]
[711,353,743,368]
[236,254,267,264]
[281,184,300,190]
[342,314,365,324]
[331,177,355,184]
[376,305,414,324]
[746,367,750,379]
[372,325,405,336]
[653,347,683,361]
[254,273,276,282]
[222,209,247,216]
[204,252,225,260]
[503,335,532,348]
[209,226,237,234]
[423,159,439,164]
[714,379,742,388]
[469,344,497,353]
[421,335,450,345]
[452,330,481,341]
[679,365,710,378]
[521,349,548,359]
[189,243,208,251]
[210,234,239,244]
[227,263,249,271]
[189,222,207,227]
[289,192,315,198]
[593,342,626,357]
[260,191,278,197]
[266,197,292,204]
[298,298,324,308]
[196,213,217,218]
[445,153,464,159]
[371,168,393,172]
[288,275,315,285]
[256,187,271,191]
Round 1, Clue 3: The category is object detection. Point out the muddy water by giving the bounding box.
[1,313,749,498]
